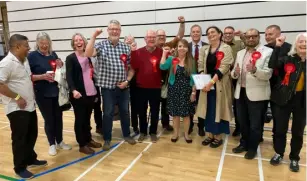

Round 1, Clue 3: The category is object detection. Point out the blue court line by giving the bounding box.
[18,142,120,181]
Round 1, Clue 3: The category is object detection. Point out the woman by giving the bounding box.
[268,33,306,172]
[196,26,234,148]
[28,32,71,156]
[66,33,102,154]
[160,39,197,143]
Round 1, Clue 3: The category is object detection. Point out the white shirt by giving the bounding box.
[0,52,36,115]
[191,41,203,57]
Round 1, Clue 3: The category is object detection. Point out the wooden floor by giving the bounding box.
[0,104,305,181]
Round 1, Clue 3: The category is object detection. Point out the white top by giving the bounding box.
[0,52,36,115]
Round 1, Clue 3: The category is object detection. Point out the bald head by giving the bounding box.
[146,30,156,37]
[145,30,156,48]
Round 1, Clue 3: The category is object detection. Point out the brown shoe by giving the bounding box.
[79,146,95,154]
[88,140,102,148]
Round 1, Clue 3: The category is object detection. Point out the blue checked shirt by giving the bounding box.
[94,39,131,89]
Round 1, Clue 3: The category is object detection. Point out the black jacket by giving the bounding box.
[265,42,292,87]
[66,52,96,98]
[268,47,306,106]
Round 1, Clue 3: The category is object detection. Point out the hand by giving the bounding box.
[117,81,128,89]
[16,97,27,109]
[56,59,63,68]
[246,60,256,73]
[130,42,137,51]
[178,16,185,23]
[234,30,242,36]
[42,73,54,82]
[234,63,240,76]
[93,28,103,38]
[276,35,286,47]
[73,90,82,99]
[190,93,196,102]
[202,82,213,92]
[162,46,170,56]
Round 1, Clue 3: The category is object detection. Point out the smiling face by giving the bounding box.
[223,28,235,43]
[73,34,86,51]
[38,39,50,55]
[296,34,307,56]
[190,25,202,43]
[145,30,157,48]
[107,23,121,42]
[177,41,188,57]
[207,27,221,43]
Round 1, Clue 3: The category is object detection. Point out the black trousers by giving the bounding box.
[35,96,63,145]
[161,98,171,127]
[273,91,306,161]
[71,96,95,147]
[137,87,161,135]
[7,111,38,173]
[130,85,139,130]
[236,88,267,152]
[189,90,204,130]
[94,86,103,130]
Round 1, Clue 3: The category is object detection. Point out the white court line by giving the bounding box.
[73,141,125,181]
[225,153,307,167]
[257,146,264,181]
[115,142,153,181]
[215,135,229,181]
[0,125,9,130]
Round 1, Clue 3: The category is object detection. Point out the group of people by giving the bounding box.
[0,15,305,179]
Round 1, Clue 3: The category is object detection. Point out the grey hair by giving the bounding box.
[71,33,88,50]
[288,33,307,56]
[35,32,53,55]
[108,19,121,28]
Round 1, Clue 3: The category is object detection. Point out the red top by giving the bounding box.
[130,46,162,89]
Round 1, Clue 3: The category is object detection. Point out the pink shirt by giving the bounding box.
[241,51,252,88]
[76,55,97,96]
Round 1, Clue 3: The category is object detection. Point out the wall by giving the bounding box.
[6,1,306,60]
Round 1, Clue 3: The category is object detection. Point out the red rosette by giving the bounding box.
[251,51,261,65]
[120,54,128,71]
[49,59,57,72]
[215,51,224,69]
[172,57,180,74]
[281,63,296,86]
[150,56,158,72]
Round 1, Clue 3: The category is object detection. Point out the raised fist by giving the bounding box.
[276,35,286,47]
[93,28,103,38]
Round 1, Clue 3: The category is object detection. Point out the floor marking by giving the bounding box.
[216,135,229,181]
[257,146,264,181]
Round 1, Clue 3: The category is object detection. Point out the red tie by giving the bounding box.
[195,45,199,61]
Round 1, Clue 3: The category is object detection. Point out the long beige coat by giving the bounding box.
[196,42,234,123]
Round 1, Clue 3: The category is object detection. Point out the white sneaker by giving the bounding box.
[57,141,72,150]
[49,145,57,156]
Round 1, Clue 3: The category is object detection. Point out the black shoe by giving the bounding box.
[232,145,247,153]
[171,136,179,143]
[184,135,193,144]
[210,139,223,148]
[27,160,48,168]
[202,137,214,146]
[198,128,205,136]
[163,125,174,131]
[244,151,257,160]
[16,169,34,179]
[133,127,140,135]
[289,160,299,172]
[270,153,283,166]
[232,128,240,137]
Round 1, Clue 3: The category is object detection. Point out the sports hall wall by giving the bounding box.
[6,1,306,60]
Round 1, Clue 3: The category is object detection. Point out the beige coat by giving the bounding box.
[196,42,234,123]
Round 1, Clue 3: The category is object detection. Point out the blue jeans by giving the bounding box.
[102,87,131,141]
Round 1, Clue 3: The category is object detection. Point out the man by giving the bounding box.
[0,34,47,179]
[85,20,136,151]
[188,24,207,136]
[223,26,245,137]
[157,16,185,132]
[231,29,273,159]
[263,25,292,130]
[130,30,163,142]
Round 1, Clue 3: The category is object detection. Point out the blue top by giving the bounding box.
[159,56,196,86]
[27,50,59,98]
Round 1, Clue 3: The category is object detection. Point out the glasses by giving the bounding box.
[146,36,156,39]
[245,35,259,39]
[108,28,121,32]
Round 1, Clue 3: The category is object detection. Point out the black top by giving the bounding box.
[206,52,223,80]
[65,52,95,97]
[27,50,59,98]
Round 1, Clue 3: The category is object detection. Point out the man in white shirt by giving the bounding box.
[0,34,47,179]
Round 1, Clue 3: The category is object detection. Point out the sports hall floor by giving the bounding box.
[0,104,305,181]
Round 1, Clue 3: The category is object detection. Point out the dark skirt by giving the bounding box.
[203,90,230,135]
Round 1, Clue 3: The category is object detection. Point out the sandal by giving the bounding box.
[210,139,223,148]
[202,137,214,146]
